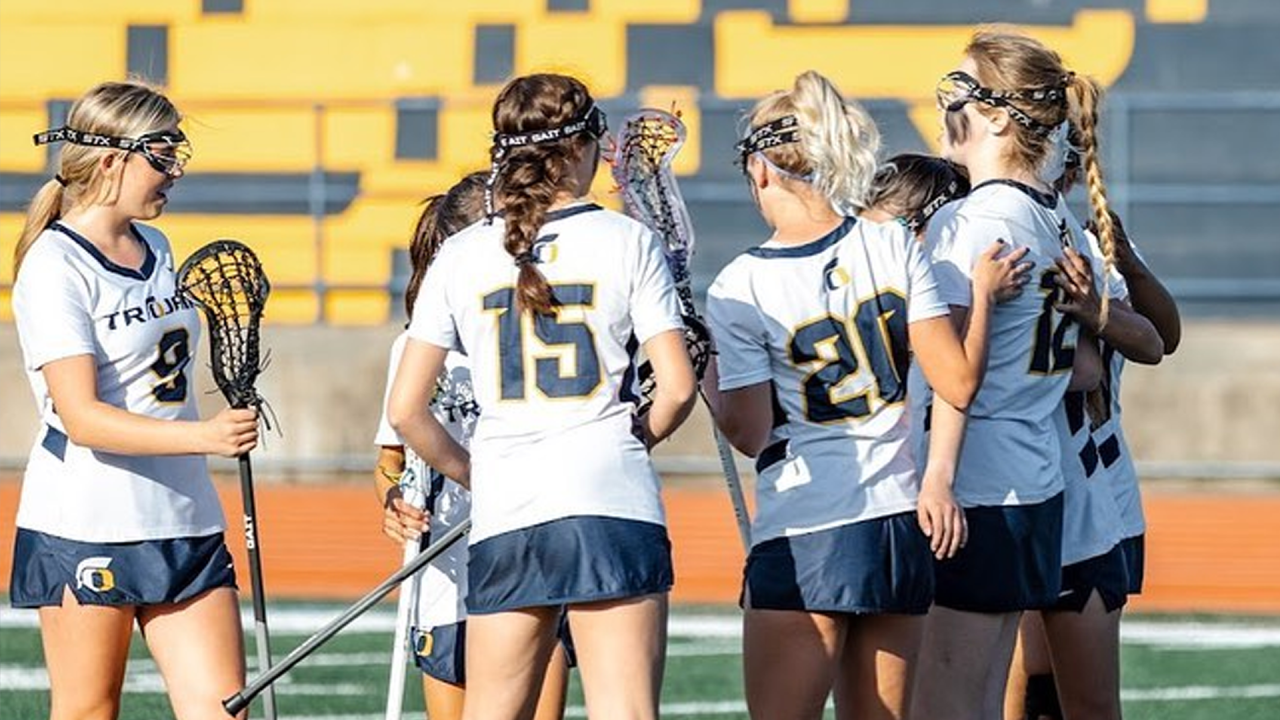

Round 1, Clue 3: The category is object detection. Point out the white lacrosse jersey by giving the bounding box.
[913,180,1094,507]
[1054,386,1126,564]
[408,202,683,544]
[1084,229,1146,540]
[375,331,477,628]
[12,221,224,542]
[707,216,950,547]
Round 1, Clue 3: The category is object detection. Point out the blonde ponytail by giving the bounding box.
[792,70,880,212]
[745,70,881,213]
[14,180,66,275]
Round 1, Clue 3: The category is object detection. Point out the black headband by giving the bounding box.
[34,126,187,152]
[735,115,801,162]
[907,177,964,233]
[485,104,608,224]
[492,104,608,154]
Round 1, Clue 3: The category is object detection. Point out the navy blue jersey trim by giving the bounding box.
[41,425,67,461]
[755,439,789,474]
[746,216,857,259]
[52,221,157,281]
[970,178,1057,209]
[545,203,604,223]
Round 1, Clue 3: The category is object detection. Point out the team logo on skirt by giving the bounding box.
[414,629,434,657]
[75,557,116,592]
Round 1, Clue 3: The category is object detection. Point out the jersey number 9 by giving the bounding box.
[150,328,191,403]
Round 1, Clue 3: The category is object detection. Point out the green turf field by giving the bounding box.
[3,603,1278,719]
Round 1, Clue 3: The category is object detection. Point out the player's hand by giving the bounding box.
[972,239,1032,303]
[917,474,967,559]
[1054,247,1101,330]
[202,407,259,457]
[381,487,429,544]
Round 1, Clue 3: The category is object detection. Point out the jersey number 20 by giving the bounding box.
[485,284,601,400]
[789,292,909,423]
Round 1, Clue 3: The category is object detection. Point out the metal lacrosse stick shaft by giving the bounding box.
[612,109,752,550]
[176,239,277,719]
[237,452,275,720]
[223,519,472,717]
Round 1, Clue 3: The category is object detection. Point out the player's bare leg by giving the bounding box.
[912,606,1021,720]
[832,614,924,720]
[423,675,465,720]
[532,640,570,720]
[139,587,247,720]
[568,593,667,720]
[1042,592,1122,720]
[39,586,135,720]
[1005,611,1057,720]
[461,606,559,720]
[744,608,844,720]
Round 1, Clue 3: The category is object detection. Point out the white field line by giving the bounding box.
[5,606,1280,648]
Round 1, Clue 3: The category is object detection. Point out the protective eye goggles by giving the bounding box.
[34,126,192,176]
[492,104,608,154]
[935,71,1068,137]
[734,115,801,170]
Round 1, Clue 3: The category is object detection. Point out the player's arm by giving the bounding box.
[638,328,697,449]
[1055,247,1163,365]
[1069,328,1103,391]
[919,394,969,560]
[1096,211,1181,354]
[700,358,771,458]
[42,354,257,457]
[388,337,469,488]
[914,305,976,559]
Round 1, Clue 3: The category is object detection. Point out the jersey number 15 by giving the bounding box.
[485,284,602,400]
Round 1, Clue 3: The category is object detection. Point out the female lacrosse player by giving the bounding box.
[864,153,971,240]
[388,73,696,720]
[372,171,570,720]
[1004,134,1177,720]
[907,29,1118,720]
[9,80,257,720]
[701,69,1029,720]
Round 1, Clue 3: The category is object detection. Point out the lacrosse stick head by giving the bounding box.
[635,313,712,415]
[611,109,697,268]
[176,239,271,409]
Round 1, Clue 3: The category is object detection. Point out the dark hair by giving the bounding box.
[404,171,488,318]
[491,73,597,315]
[870,153,969,233]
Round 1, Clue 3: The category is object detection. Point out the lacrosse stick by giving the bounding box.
[177,240,277,720]
[224,519,472,717]
[611,109,752,550]
[384,450,427,720]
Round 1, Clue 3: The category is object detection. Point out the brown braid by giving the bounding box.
[1069,74,1116,330]
[491,74,596,315]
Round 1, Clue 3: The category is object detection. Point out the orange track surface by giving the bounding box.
[2,482,1277,613]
